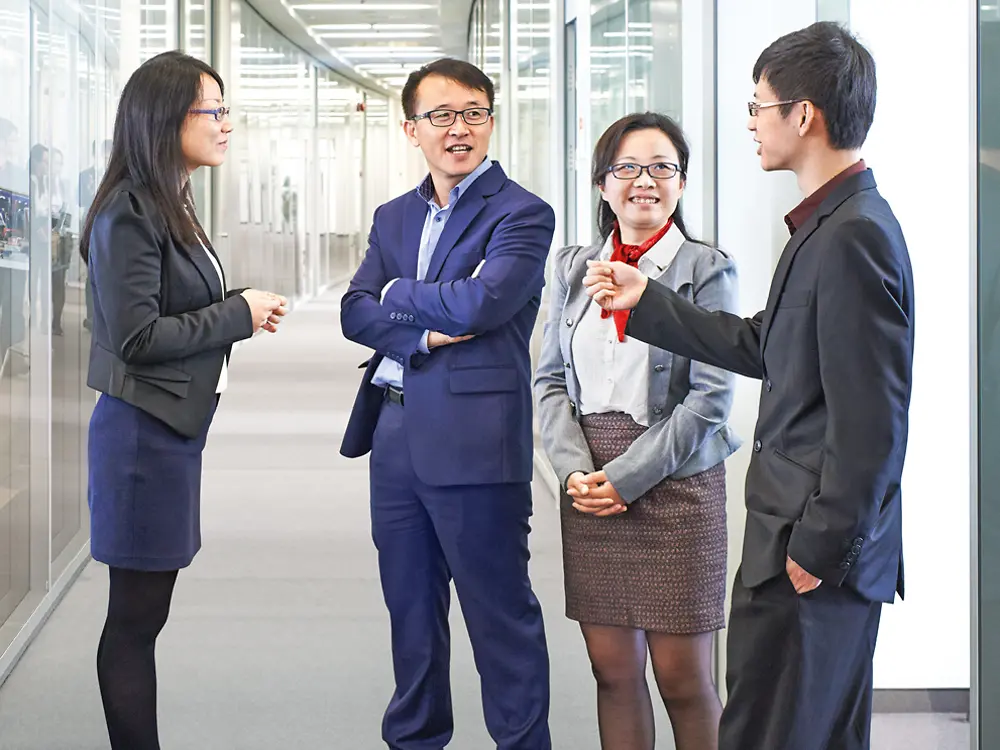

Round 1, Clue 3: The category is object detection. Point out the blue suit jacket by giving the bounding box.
[340,163,555,487]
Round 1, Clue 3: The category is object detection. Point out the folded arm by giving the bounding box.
[533,246,596,487]
[340,207,429,366]
[93,190,253,365]
[604,253,740,502]
[786,218,913,584]
[382,200,555,336]
[627,272,764,380]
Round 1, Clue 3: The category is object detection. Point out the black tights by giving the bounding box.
[581,623,721,750]
[97,567,179,750]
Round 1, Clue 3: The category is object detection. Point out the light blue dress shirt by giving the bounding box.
[371,156,494,390]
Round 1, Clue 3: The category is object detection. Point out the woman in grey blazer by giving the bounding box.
[534,112,740,750]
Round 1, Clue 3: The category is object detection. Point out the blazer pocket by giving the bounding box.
[450,366,518,394]
[776,289,812,309]
[124,362,192,399]
[774,448,821,476]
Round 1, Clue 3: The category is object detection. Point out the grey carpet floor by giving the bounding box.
[0,291,970,749]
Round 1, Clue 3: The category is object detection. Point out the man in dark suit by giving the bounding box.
[340,58,554,749]
[583,22,913,750]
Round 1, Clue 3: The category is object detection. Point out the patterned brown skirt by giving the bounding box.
[561,412,728,633]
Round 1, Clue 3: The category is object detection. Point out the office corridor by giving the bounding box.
[0,290,968,749]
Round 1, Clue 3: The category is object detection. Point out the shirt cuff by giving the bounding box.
[380,278,399,303]
[418,330,431,353]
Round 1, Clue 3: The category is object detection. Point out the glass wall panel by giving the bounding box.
[514,0,552,199]
[184,0,212,233]
[0,0,174,666]
[0,0,32,630]
[590,0,626,143]
[978,7,1000,747]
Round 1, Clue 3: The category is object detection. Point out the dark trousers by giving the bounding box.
[370,399,551,750]
[719,567,882,750]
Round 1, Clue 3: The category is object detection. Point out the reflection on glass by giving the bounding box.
[0,0,32,628]
[591,0,626,144]
[0,0,180,647]
[515,0,551,200]
[979,11,1000,747]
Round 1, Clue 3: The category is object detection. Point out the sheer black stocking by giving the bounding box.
[580,623,655,750]
[96,566,179,750]
[647,630,721,750]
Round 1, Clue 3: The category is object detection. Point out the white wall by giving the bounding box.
[714,0,817,699]
[716,0,976,691]
[848,0,975,689]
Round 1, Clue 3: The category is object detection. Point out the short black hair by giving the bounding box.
[401,58,494,120]
[753,21,876,150]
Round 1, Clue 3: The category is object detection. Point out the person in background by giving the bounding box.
[535,112,739,750]
[81,50,288,750]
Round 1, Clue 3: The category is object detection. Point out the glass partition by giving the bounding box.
[0,0,174,673]
[977,7,1000,747]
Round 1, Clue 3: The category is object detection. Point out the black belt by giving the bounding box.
[384,385,404,406]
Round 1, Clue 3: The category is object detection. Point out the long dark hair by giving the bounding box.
[80,50,223,262]
[592,112,696,244]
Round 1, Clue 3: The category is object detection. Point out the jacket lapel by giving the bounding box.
[424,163,506,282]
[759,170,878,354]
[186,239,224,303]
[399,194,426,280]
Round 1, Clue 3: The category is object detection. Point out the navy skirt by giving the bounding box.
[88,393,217,571]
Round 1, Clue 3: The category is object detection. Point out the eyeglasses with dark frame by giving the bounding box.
[606,162,683,181]
[747,99,805,117]
[189,106,231,122]
[410,107,493,128]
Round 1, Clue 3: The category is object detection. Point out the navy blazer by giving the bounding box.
[340,163,555,487]
[86,179,254,438]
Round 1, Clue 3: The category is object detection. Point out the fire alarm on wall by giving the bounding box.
[356,102,366,112]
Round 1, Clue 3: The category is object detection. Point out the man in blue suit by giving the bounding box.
[340,58,554,749]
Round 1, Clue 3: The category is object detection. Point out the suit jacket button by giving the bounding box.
[753,440,762,452]
[840,562,851,570]
[652,406,663,415]
[564,362,571,369]
[654,364,665,372]
[854,536,864,545]
[408,314,414,322]
[566,318,573,326]
[390,312,397,320]
[852,545,862,555]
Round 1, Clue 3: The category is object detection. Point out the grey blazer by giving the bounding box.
[533,239,742,503]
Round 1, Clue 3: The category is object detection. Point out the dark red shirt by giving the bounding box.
[784,159,868,235]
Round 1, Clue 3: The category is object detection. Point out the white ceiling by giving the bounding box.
[250,0,473,93]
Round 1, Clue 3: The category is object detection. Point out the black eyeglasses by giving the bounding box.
[411,107,493,127]
[189,106,231,122]
[606,162,683,180]
[747,99,804,117]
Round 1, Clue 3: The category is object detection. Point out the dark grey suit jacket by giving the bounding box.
[626,169,913,603]
[86,179,254,438]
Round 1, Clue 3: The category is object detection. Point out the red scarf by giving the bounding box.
[601,219,673,342]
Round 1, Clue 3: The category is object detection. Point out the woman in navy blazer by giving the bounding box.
[80,51,287,749]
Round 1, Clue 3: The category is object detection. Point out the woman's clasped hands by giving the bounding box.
[240,289,289,333]
[566,471,628,517]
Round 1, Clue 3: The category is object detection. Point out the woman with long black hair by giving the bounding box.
[80,50,287,749]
